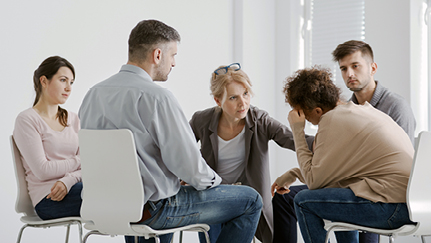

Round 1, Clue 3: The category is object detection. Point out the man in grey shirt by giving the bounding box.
[272,40,416,243]
[79,19,262,243]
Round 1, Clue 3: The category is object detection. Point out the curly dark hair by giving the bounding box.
[283,66,340,112]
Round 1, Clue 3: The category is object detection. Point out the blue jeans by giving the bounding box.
[294,188,414,243]
[125,185,262,243]
[272,185,380,243]
[34,182,83,220]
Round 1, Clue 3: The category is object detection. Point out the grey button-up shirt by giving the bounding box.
[79,64,221,203]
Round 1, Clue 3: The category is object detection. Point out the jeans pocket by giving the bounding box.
[162,212,200,228]
[387,203,410,228]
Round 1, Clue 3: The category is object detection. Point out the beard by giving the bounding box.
[153,61,171,81]
[349,87,363,92]
[153,69,169,81]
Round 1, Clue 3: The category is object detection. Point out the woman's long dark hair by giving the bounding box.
[33,56,75,127]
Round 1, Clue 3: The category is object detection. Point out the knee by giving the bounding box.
[293,189,310,207]
[250,187,263,211]
[272,191,294,206]
[241,186,263,212]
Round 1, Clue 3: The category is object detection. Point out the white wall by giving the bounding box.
[1,1,233,242]
[1,0,426,243]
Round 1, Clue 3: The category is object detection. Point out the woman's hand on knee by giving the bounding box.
[47,181,67,201]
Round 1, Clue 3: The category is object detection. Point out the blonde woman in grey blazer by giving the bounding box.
[189,63,313,243]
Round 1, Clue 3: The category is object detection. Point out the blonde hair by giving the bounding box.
[210,65,253,101]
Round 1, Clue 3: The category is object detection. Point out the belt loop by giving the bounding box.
[148,200,157,211]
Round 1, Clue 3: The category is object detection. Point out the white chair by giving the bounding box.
[10,135,84,243]
[323,131,431,243]
[78,129,210,243]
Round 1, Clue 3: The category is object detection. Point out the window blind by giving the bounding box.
[307,0,365,92]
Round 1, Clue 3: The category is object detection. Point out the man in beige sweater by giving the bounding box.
[271,66,414,243]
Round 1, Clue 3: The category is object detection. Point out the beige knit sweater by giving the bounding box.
[277,101,414,203]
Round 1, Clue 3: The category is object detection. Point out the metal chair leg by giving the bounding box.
[324,228,334,243]
[154,236,160,243]
[65,224,71,243]
[203,231,210,243]
[77,221,83,243]
[83,230,109,243]
[16,224,29,243]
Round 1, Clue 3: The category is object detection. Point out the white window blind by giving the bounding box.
[305,0,365,96]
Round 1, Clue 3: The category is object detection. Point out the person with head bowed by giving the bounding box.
[272,66,414,243]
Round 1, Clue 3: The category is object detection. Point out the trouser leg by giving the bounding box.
[294,188,412,243]
[272,184,308,243]
[132,185,262,243]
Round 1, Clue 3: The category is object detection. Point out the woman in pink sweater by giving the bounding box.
[13,56,81,220]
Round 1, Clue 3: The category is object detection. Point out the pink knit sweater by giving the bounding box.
[13,108,81,206]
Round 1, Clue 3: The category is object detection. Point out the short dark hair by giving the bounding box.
[128,19,181,62]
[332,40,374,62]
[283,66,340,111]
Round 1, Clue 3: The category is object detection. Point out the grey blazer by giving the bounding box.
[190,105,314,243]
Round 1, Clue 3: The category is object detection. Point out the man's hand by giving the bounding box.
[47,181,67,201]
[288,108,306,128]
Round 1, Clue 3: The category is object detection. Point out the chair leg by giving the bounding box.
[203,231,210,243]
[134,235,138,243]
[324,228,333,243]
[422,235,427,243]
[16,224,29,243]
[389,235,394,243]
[179,231,183,243]
[65,224,71,243]
[77,221,83,243]
[83,230,108,243]
[154,236,160,243]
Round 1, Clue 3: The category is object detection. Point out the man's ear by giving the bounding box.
[315,107,323,115]
[370,62,377,76]
[152,48,162,64]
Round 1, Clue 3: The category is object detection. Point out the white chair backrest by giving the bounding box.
[10,135,37,217]
[407,131,431,235]
[79,129,145,235]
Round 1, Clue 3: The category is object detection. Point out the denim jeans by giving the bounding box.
[34,182,83,220]
[125,185,262,243]
[272,185,379,243]
[294,188,413,243]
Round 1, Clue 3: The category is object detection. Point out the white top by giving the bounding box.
[13,108,81,206]
[79,64,221,203]
[217,127,246,184]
